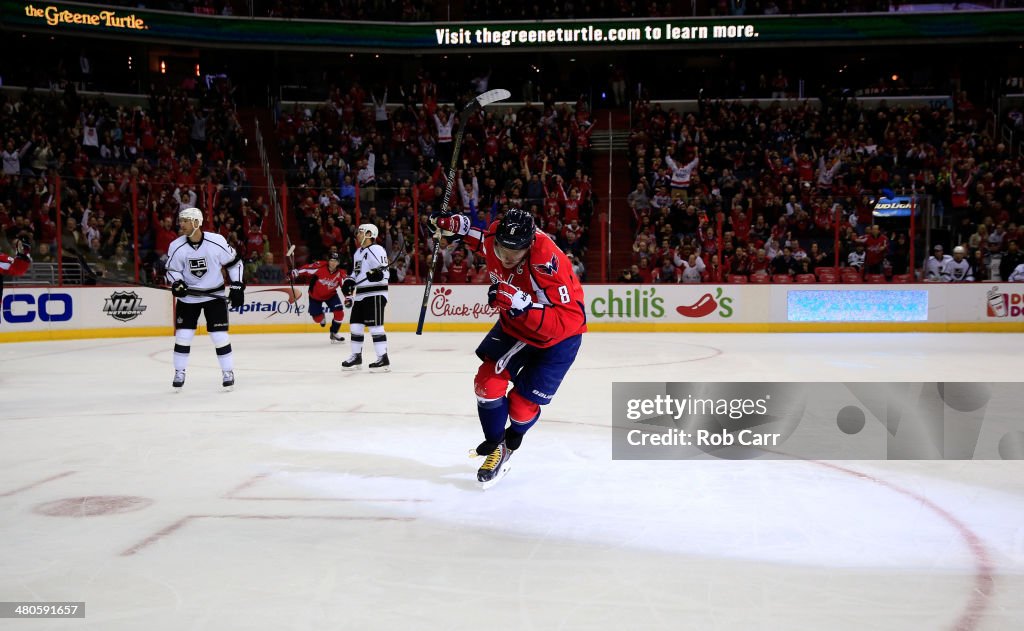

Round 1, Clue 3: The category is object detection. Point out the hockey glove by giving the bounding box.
[228,282,245,309]
[341,277,356,297]
[344,296,353,310]
[170,280,189,298]
[431,212,470,237]
[488,281,533,317]
[366,267,384,283]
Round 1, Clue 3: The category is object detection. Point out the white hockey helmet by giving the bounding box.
[357,223,379,242]
[179,207,203,224]
[953,246,966,256]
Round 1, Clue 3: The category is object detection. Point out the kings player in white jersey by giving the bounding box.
[165,207,245,390]
[341,223,391,372]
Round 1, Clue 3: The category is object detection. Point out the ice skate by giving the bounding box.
[476,442,512,489]
[368,353,390,373]
[172,369,186,391]
[342,353,362,371]
[330,332,345,343]
[222,370,235,391]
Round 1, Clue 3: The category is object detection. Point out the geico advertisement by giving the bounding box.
[0,287,171,330]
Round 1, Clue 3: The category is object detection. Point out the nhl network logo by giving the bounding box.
[103,291,148,322]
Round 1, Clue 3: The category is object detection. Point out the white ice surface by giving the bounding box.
[1,332,1023,631]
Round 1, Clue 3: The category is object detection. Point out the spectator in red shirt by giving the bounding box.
[444,249,472,284]
[863,224,889,274]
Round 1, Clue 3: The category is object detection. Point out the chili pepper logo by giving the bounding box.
[676,287,733,318]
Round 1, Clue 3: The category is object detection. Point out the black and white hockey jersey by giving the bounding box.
[941,257,974,282]
[166,232,244,303]
[351,244,389,301]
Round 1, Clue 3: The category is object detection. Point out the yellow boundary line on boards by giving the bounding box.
[2,320,1022,342]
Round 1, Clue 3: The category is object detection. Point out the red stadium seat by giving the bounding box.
[403,275,421,284]
[727,274,748,283]
[865,273,887,283]
[772,274,793,284]
[841,272,863,283]
[748,273,770,284]
[814,267,839,281]
[891,274,913,283]
[840,267,860,275]
[796,274,817,283]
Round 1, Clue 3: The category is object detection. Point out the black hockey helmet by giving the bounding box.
[495,208,535,251]
[328,252,341,262]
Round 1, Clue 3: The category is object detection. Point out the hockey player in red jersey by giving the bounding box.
[1,237,32,303]
[433,208,587,488]
[291,251,348,343]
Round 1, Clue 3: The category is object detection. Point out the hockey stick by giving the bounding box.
[166,284,230,301]
[416,88,511,335]
[284,243,302,316]
[99,278,229,300]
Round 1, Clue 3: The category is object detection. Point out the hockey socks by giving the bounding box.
[210,331,233,372]
[477,396,509,445]
[173,329,195,371]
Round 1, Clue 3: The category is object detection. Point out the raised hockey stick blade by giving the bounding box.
[475,88,511,107]
[415,89,509,335]
[285,241,302,312]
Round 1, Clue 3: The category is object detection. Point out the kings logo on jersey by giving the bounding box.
[103,291,148,322]
[188,257,209,278]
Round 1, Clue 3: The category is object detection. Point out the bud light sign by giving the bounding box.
[872,196,913,218]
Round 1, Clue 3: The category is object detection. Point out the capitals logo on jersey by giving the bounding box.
[533,253,559,276]
[188,257,209,278]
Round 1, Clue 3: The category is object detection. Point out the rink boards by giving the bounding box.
[1,283,1023,341]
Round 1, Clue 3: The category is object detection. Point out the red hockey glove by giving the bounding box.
[488,281,533,317]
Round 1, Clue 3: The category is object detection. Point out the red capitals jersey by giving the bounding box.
[1,252,30,278]
[293,261,348,302]
[463,221,587,348]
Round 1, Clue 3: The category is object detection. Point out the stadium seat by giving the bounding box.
[865,274,887,283]
[814,267,839,281]
[748,273,770,284]
[772,274,793,284]
[727,274,748,283]
[403,275,421,284]
[891,274,913,283]
[841,272,863,283]
[796,274,817,283]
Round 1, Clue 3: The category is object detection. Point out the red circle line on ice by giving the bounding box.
[811,461,993,631]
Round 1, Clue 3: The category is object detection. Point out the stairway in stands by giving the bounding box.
[587,107,633,282]
[238,107,295,262]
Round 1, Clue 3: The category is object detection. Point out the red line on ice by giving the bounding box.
[0,471,75,497]
[813,461,994,631]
